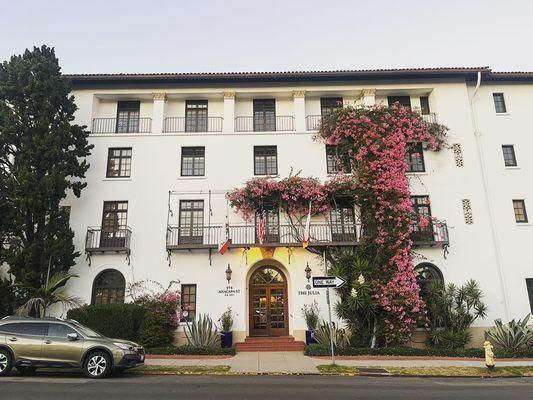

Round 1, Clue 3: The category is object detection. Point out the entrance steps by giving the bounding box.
[235,336,305,352]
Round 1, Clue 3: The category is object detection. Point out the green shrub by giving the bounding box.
[146,346,235,356]
[67,303,145,341]
[313,320,349,349]
[486,314,533,350]
[0,277,16,318]
[138,311,175,348]
[304,344,533,359]
[184,314,220,348]
[302,301,320,331]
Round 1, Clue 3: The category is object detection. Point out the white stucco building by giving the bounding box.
[52,67,533,347]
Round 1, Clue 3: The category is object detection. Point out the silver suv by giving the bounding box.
[0,316,145,379]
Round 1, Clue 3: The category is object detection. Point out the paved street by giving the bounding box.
[1,373,533,400]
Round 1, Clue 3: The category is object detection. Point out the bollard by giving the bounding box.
[483,340,495,371]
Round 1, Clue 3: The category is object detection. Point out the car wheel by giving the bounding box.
[16,366,37,375]
[0,349,13,377]
[84,351,111,379]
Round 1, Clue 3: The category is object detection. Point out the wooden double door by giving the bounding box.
[249,266,288,336]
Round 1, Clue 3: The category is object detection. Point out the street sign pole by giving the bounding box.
[323,251,335,365]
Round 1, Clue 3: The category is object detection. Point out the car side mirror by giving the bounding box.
[67,333,79,341]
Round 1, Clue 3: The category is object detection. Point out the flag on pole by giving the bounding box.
[218,211,231,255]
[257,209,266,245]
[302,201,312,248]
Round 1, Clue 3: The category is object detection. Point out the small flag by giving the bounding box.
[302,201,312,248]
[257,210,266,245]
[219,217,231,255]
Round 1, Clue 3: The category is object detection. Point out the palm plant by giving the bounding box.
[16,272,82,318]
[184,313,220,348]
[486,314,533,350]
[313,320,350,349]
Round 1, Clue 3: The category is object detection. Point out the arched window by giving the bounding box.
[414,263,444,299]
[91,269,125,305]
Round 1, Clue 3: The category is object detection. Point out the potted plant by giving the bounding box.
[219,307,234,348]
[302,301,320,345]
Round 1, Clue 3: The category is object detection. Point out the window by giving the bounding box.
[0,323,22,334]
[255,207,280,243]
[116,101,140,133]
[513,199,528,223]
[405,142,425,172]
[181,284,197,322]
[179,200,204,244]
[254,146,277,175]
[493,93,507,113]
[411,196,433,242]
[414,263,444,327]
[20,323,47,336]
[47,323,77,338]
[502,145,517,167]
[181,147,205,176]
[100,201,128,248]
[253,99,276,131]
[320,97,343,117]
[330,199,356,242]
[526,279,533,313]
[106,148,132,178]
[388,96,411,109]
[326,145,350,174]
[420,96,431,115]
[185,100,208,132]
[92,269,126,305]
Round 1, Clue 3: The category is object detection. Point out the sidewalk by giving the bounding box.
[146,352,533,374]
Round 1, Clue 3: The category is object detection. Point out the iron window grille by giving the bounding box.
[254,146,278,175]
[253,99,276,131]
[181,147,205,176]
[513,199,528,223]
[181,284,197,322]
[493,93,507,113]
[116,101,141,133]
[330,199,356,242]
[100,201,128,248]
[106,148,132,178]
[179,200,204,244]
[185,100,208,132]
[326,145,351,174]
[502,145,517,167]
[405,142,425,172]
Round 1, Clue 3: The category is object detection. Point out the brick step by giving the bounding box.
[235,336,305,352]
[235,344,305,352]
[244,336,296,343]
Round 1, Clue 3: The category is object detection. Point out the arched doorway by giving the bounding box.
[249,266,288,337]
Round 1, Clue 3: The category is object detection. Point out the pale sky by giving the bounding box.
[1,0,532,74]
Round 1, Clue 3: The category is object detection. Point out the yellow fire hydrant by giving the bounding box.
[483,340,495,371]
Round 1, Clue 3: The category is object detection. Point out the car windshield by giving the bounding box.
[71,322,102,338]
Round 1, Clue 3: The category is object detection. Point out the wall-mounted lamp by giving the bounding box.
[305,262,312,282]
[225,264,233,284]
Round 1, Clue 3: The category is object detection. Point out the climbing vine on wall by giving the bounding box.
[228,104,448,345]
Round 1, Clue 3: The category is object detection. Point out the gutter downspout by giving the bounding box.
[469,71,511,321]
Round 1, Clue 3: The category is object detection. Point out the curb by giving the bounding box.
[146,354,233,360]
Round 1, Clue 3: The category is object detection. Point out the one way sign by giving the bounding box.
[312,276,346,289]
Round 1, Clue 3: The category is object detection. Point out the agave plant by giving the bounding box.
[486,314,533,350]
[184,313,220,348]
[16,272,83,318]
[313,320,350,349]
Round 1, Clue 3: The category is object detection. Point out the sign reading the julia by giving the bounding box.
[219,286,241,297]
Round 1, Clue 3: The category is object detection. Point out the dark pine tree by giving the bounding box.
[0,45,93,289]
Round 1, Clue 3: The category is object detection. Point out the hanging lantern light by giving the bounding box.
[225,264,233,284]
[305,262,312,282]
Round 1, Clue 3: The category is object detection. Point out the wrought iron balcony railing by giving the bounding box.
[306,115,322,131]
[163,117,223,133]
[234,116,295,132]
[85,226,132,265]
[166,221,449,250]
[91,118,152,134]
[421,112,438,124]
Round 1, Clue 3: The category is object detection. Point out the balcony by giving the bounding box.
[306,115,322,131]
[91,118,152,134]
[166,222,449,250]
[163,117,223,133]
[421,112,438,124]
[85,227,132,265]
[234,116,295,132]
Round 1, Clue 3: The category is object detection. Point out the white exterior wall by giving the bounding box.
[49,76,533,344]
